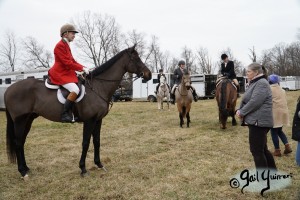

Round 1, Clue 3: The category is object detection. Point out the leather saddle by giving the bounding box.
[45,76,86,104]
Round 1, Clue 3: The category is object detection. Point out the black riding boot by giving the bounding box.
[170,93,175,104]
[61,100,75,123]
[192,89,198,102]
[237,85,240,98]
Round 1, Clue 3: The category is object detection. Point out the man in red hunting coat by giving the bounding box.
[48,24,89,123]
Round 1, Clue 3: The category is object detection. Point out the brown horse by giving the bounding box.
[175,70,193,128]
[215,78,237,129]
[5,46,152,178]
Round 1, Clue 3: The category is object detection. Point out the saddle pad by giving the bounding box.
[45,79,85,104]
[216,79,237,90]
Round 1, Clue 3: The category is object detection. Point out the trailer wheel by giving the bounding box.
[148,95,156,102]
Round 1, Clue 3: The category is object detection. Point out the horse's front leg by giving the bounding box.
[79,118,96,176]
[92,119,107,172]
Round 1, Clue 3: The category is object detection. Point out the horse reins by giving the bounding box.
[84,49,146,111]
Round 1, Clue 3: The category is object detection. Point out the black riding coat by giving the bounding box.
[292,99,300,141]
[221,61,236,79]
[173,67,184,84]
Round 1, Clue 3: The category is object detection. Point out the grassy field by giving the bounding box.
[0,91,300,200]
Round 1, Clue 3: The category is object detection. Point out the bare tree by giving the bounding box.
[22,36,53,69]
[195,47,214,74]
[0,31,19,72]
[248,46,257,62]
[181,46,198,74]
[73,11,122,67]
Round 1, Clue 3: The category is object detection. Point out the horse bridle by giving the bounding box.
[85,49,147,106]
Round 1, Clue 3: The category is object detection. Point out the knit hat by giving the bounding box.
[268,74,280,84]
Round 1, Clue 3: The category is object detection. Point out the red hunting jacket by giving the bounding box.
[48,39,83,85]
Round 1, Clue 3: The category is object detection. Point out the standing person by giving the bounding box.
[170,60,198,104]
[220,54,240,97]
[292,96,300,166]
[155,69,170,94]
[236,63,276,170]
[268,74,292,156]
[48,24,90,123]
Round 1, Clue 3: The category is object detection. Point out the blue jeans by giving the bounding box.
[296,142,300,166]
[270,127,289,149]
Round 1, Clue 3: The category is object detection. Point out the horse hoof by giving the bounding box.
[81,171,89,177]
[21,174,29,181]
[100,166,108,172]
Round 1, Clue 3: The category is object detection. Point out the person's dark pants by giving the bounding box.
[248,125,277,170]
[270,127,289,149]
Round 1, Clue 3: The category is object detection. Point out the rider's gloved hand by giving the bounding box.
[83,67,90,75]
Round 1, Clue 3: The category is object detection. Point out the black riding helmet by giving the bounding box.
[178,60,185,66]
[221,54,228,60]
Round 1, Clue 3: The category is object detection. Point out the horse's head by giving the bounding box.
[126,45,152,82]
[181,70,191,90]
[160,75,166,84]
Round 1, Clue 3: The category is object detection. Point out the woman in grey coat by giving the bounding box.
[236,63,277,170]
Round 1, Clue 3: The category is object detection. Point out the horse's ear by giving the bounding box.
[130,44,137,52]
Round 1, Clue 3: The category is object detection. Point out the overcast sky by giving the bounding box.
[0,0,300,68]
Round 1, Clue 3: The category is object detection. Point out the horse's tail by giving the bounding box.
[6,109,16,163]
[182,106,187,118]
[220,80,228,117]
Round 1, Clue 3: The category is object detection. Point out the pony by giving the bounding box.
[175,70,193,128]
[156,75,170,110]
[5,45,152,178]
[215,78,237,129]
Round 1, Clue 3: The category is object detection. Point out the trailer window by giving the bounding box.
[142,79,148,83]
[153,79,159,84]
[0,79,2,84]
[27,76,35,79]
[5,78,11,84]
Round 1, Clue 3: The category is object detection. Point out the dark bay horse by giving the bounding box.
[5,46,152,178]
[215,78,237,129]
[175,70,193,128]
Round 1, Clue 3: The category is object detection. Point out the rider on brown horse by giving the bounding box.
[220,54,240,97]
[170,60,198,104]
[48,24,90,123]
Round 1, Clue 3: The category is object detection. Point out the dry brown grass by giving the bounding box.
[0,92,300,200]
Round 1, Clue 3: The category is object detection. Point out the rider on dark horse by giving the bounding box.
[170,60,198,104]
[220,54,240,97]
[48,24,90,123]
[155,69,171,94]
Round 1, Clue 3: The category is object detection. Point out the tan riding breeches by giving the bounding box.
[233,79,239,87]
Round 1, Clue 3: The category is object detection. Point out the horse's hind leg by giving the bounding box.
[231,111,237,126]
[92,119,106,172]
[187,112,190,128]
[79,118,96,176]
[14,115,32,177]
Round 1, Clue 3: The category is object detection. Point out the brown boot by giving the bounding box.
[273,149,282,157]
[284,143,292,154]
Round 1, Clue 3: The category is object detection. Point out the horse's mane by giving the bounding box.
[91,48,128,76]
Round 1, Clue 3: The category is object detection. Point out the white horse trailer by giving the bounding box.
[0,69,49,109]
[132,73,172,101]
[132,73,218,101]
[280,76,300,91]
